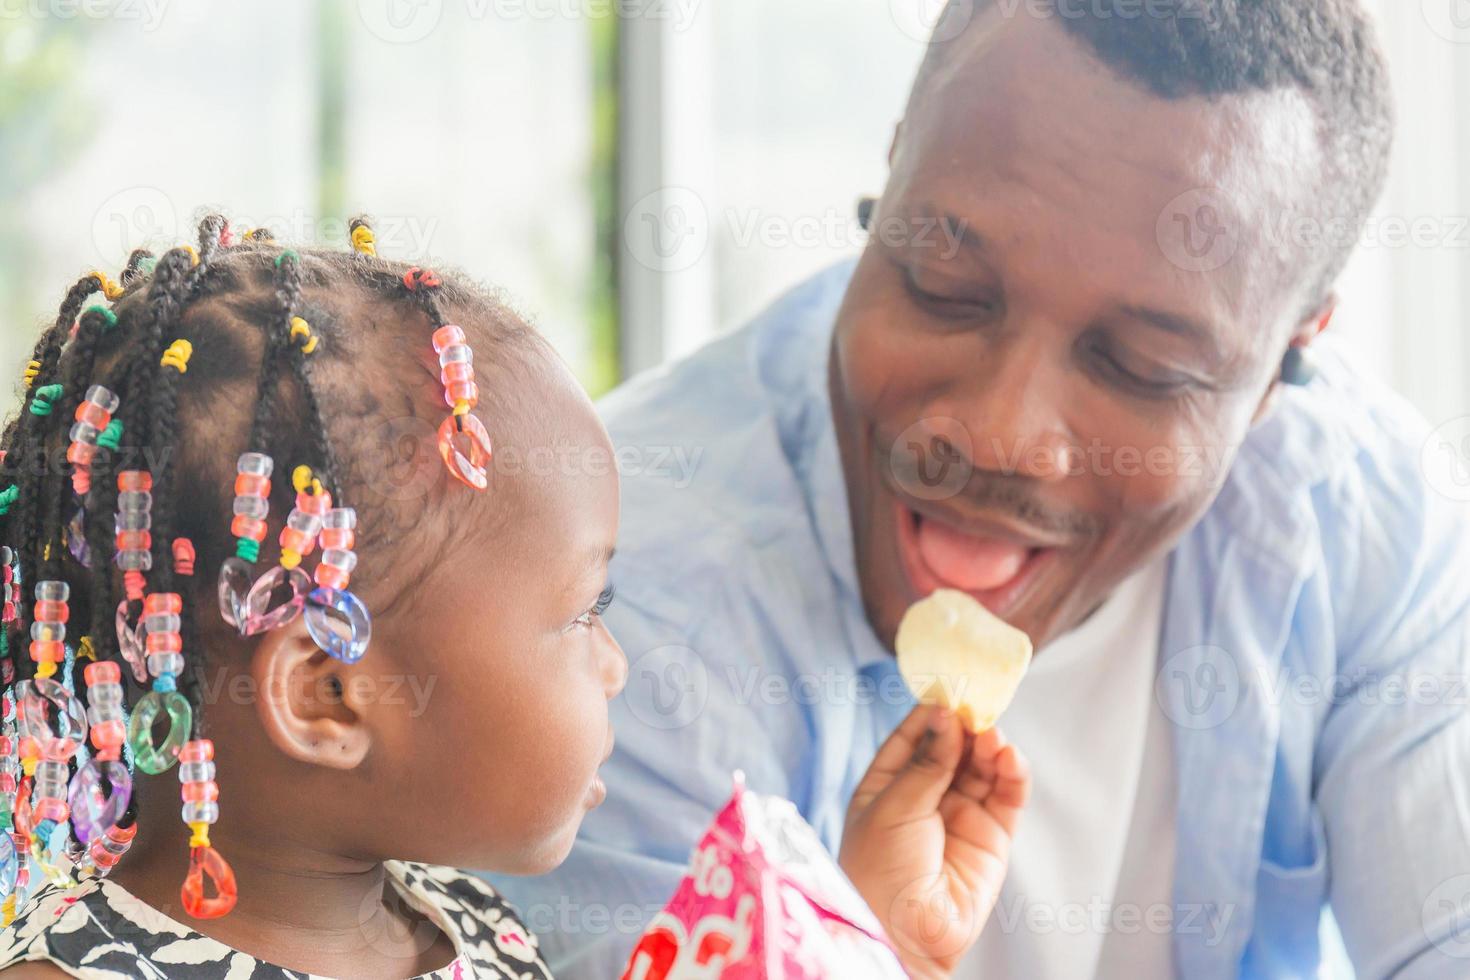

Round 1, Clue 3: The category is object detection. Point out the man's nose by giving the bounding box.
[959,336,1075,482]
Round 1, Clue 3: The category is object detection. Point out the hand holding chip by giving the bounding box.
[839,591,1034,979]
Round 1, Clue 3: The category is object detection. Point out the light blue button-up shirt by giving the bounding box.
[492,262,1470,979]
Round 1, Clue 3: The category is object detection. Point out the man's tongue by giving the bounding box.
[915,516,1031,592]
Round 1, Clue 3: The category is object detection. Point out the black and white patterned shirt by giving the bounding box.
[0,861,554,979]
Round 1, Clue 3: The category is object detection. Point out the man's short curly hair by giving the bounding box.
[913,0,1394,304]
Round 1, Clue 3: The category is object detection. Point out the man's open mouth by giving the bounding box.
[892,497,1063,619]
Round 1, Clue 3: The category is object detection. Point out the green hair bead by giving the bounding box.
[96,419,124,451]
[235,537,260,563]
[274,250,299,268]
[82,306,119,329]
[27,384,62,417]
[0,486,18,515]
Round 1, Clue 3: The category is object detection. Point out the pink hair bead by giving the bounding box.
[87,823,135,877]
[178,739,219,828]
[29,582,69,672]
[67,385,119,494]
[114,471,153,573]
[278,489,330,569]
[229,454,274,545]
[173,539,195,576]
[312,509,358,590]
[143,593,184,680]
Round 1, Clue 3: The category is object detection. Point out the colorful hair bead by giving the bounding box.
[70,662,131,844]
[66,506,92,569]
[432,325,492,490]
[229,453,272,562]
[27,384,62,417]
[66,385,119,495]
[83,822,134,879]
[125,593,192,775]
[303,507,370,662]
[113,471,153,572]
[17,675,87,884]
[28,581,69,679]
[179,739,235,919]
[349,221,376,257]
[173,538,195,576]
[2,547,15,624]
[279,470,329,570]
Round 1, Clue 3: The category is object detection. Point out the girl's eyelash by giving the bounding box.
[573,586,617,629]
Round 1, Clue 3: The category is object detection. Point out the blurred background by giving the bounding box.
[3,0,1466,433]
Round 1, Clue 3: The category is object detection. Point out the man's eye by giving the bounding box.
[1086,341,1193,397]
[902,266,1001,320]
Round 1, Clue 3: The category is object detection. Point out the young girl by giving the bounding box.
[0,215,1028,979]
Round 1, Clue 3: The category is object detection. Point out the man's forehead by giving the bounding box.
[898,11,1325,323]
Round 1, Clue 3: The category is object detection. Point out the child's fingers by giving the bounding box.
[870,708,966,821]
[984,744,1031,835]
[849,704,946,813]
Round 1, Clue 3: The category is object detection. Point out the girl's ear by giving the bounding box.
[250,617,371,770]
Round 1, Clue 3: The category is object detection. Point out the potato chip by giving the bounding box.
[895,589,1033,733]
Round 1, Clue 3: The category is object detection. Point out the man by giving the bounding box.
[497,2,1470,977]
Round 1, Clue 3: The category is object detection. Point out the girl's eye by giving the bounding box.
[573,586,616,629]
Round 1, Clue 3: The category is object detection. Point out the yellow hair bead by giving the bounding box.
[182,245,200,267]
[88,270,125,301]
[289,317,320,355]
[292,465,314,493]
[351,224,377,257]
[452,398,472,417]
[161,339,193,373]
[21,757,37,778]
[280,549,302,570]
[35,661,56,679]
[311,478,324,496]
[23,360,40,387]
[188,821,210,848]
[78,635,96,661]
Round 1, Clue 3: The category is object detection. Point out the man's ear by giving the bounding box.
[250,617,371,770]
[1250,293,1337,426]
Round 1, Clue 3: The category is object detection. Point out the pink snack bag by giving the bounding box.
[619,776,909,979]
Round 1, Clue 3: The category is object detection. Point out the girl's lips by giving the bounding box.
[894,499,1055,620]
